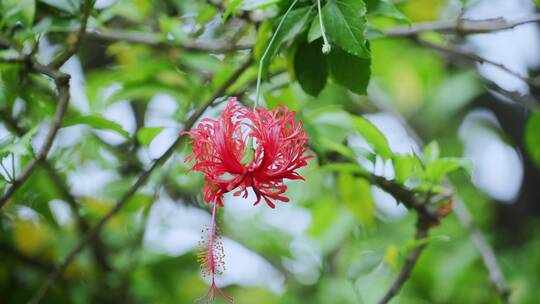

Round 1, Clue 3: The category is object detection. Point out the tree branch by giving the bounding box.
[85,29,253,53]
[418,37,537,88]
[482,77,539,111]
[0,0,95,208]
[357,172,440,303]
[452,195,511,303]
[353,173,440,303]
[0,61,70,209]
[43,161,113,272]
[0,112,112,272]
[27,55,254,304]
[378,225,429,304]
[81,13,540,56]
[49,0,92,68]
[368,86,513,303]
[315,147,442,302]
[385,14,540,37]
[387,16,540,111]
[415,37,538,110]
[0,242,55,272]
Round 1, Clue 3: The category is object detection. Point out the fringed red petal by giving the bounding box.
[184,97,311,208]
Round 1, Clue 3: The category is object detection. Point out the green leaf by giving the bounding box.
[303,106,352,154]
[383,244,399,269]
[322,162,368,175]
[17,166,61,226]
[351,115,392,160]
[196,4,218,25]
[158,16,187,42]
[338,173,376,226]
[1,0,35,28]
[366,23,385,39]
[107,83,183,106]
[240,0,279,10]
[38,0,78,14]
[254,21,273,61]
[294,39,328,96]
[393,154,422,184]
[423,141,440,164]
[307,15,322,43]
[318,138,354,159]
[223,0,244,22]
[305,105,351,133]
[322,0,369,58]
[365,0,410,23]
[124,194,155,213]
[262,6,315,72]
[352,254,394,303]
[525,110,540,170]
[401,235,450,255]
[0,137,13,160]
[0,65,21,109]
[137,127,164,146]
[424,157,472,183]
[0,127,38,159]
[63,114,130,138]
[264,86,298,110]
[328,46,371,95]
[422,141,472,183]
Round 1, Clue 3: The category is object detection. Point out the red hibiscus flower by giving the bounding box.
[184,97,312,208]
[185,97,311,303]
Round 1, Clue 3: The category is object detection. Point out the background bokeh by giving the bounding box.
[1,0,540,303]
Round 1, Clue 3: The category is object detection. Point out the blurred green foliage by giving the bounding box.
[0,0,539,303]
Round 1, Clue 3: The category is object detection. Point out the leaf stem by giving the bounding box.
[317,0,331,53]
[0,159,12,182]
[10,153,15,180]
[254,0,300,109]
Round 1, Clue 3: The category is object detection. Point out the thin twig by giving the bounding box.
[0,112,112,272]
[28,55,253,304]
[317,148,441,302]
[10,153,15,181]
[378,226,429,304]
[0,62,70,209]
[205,0,253,22]
[368,175,437,218]
[0,34,18,49]
[49,0,92,68]
[70,14,540,55]
[377,190,435,304]
[85,29,253,52]
[0,160,13,182]
[368,85,513,303]
[385,14,540,37]
[0,242,55,272]
[43,161,113,271]
[482,77,538,111]
[418,38,537,88]
[452,195,511,303]
[415,37,538,110]
[0,11,92,208]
